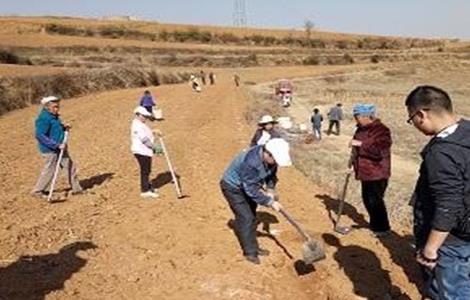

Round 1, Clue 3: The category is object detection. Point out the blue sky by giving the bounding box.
[1,0,469,38]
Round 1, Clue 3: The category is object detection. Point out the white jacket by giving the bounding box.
[131,118,154,157]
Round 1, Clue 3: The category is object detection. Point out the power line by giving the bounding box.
[233,0,247,27]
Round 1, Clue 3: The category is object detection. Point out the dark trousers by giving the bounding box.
[361,179,390,232]
[220,180,259,256]
[327,120,341,135]
[134,154,152,192]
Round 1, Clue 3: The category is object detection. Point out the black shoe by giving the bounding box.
[244,255,260,265]
[71,190,87,196]
[258,248,270,256]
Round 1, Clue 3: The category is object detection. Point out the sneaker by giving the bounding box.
[244,255,260,265]
[140,191,159,198]
[257,248,270,256]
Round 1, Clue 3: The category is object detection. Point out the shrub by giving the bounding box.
[370,54,381,63]
[302,55,320,65]
[0,49,32,65]
[0,67,191,116]
[218,33,240,44]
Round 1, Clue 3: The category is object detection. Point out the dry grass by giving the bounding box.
[0,67,191,115]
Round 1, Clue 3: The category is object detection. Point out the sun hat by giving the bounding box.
[265,138,292,167]
[258,115,277,125]
[134,106,153,118]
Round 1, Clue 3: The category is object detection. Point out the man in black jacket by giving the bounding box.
[406,85,470,300]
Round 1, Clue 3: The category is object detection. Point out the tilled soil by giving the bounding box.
[0,66,421,299]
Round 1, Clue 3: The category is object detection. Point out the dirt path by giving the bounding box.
[0,65,421,299]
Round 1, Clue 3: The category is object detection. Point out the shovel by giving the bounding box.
[158,137,184,199]
[279,208,325,264]
[334,171,352,235]
[47,131,69,202]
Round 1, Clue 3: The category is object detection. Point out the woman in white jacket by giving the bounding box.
[131,106,162,198]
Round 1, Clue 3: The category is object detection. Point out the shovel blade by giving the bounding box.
[335,225,352,235]
[302,240,326,264]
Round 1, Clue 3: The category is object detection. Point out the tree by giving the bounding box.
[304,19,315,39]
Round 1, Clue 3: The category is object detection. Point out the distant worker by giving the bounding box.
[139,90,156,115]
[327,103,343,135]
[131,106,163,199]
[209,72,216,85]
[310,108,324,140]
[189,75,202,93]
[349,104,392,237]
[220,138,292,264]
[234,74,241,87]
[250,115,281,147]
[200,70,206,85]
[31,96,84,199]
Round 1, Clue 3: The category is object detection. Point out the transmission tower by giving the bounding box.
[233,0,247,27]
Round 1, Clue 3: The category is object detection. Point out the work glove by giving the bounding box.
[153,144,164,156]
[271,201,283,212]
[266,188,279,201]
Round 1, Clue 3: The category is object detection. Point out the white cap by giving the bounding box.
[258,115,277,125]
[40,96,59,105]
[265,138,292,167]
[134,106,153,117]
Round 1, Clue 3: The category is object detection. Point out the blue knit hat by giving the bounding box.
[353,104,376,116]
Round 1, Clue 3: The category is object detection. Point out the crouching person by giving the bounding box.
[31,96,83,198]
[220,138,292,264]
[131,106,162,199]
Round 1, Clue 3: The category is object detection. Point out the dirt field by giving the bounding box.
[0,65,423,299]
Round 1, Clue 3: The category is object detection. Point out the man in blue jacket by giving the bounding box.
[220,138,291,264]
[406,86,470,299]
[31,96,83,198]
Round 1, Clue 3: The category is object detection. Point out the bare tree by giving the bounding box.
[304,19,315,39]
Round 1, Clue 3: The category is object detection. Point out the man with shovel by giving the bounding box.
[220,138,291,264]
[349,104,392,237]
[31,96,83,199]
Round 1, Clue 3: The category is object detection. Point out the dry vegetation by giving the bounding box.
[0,67,190,115]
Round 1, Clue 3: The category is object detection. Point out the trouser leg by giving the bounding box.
[221,181,259,256]
[61,151,83,193]
[135,154,152,192]
[361,180,391,232]
[32,153,57,193]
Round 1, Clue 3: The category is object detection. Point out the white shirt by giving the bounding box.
[437,123,459,139]
[257,130,271,145]
[131,118,154,157]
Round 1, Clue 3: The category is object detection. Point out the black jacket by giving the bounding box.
[413,119,470,247]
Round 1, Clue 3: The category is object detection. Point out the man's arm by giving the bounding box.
[240,163,274,206]
[35,118,60,150]
[418,148,465,267]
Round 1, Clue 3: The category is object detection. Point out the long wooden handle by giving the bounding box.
[47,131,69,202]
[159,137,183,198]
[336,172,352,222]
[279,208,311,242]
